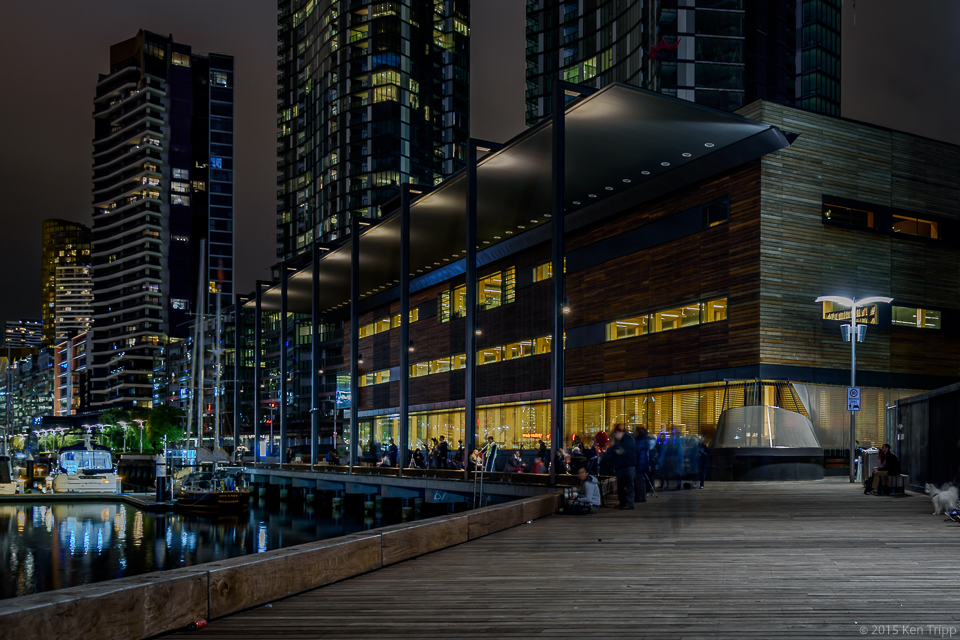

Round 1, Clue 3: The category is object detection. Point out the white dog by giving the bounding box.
[924,483,959,515]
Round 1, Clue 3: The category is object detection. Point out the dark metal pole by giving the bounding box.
[399,186,411,476]
[349,217,361,472]
[311,243,321,471]
[279,265,289,466]
[464,141,478,481]
[549,83,566,486]
[233,293,243,458]
[254,283,264,465]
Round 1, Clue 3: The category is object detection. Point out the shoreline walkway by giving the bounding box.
[164,479,960,639]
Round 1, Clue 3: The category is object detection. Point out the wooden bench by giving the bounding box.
[884,474,909,495]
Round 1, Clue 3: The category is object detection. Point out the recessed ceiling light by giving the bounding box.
[434,262,440,265]
[483,240,490,244]
[531,219,538,223]
[417,269,423,273]
[623,179,631,183]
[506,230,513,234]
[572,201,581,205]
[442,258,449,262]
[518,225,526,229]
[588,194,597,198]
[682,152,692,157]
[704,142,715,148]
[494,236,501,239]
[641,171,650,175]
[661,162,670,166]
[544,213,552,217]
[605,187,613,191]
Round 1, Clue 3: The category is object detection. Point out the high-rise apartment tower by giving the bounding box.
[41,219,93,344]
[90,30,234,409]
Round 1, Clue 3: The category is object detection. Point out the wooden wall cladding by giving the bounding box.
[565,163,762,386]
[748,100,960,378]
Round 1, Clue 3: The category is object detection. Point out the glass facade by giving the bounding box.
[798,0,841,115]
[891,306,941,330]
[277,0,470,259]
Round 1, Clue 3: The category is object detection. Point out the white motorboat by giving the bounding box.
[51,436,121,493]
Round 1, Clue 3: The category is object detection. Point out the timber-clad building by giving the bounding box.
[233,86,960,465]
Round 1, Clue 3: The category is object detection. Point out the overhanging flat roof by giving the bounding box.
[252,84,792,314]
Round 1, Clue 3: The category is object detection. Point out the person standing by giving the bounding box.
[633,427,650,503]
[538,439,548,463]
[602,425,637,509]
[387,438,398,467]
[437,436,449,469]
[695,438,709,489]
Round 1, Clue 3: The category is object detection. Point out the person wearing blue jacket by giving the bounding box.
[602,425,637,509]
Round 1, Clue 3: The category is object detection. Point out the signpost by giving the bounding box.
[847,387,861,412]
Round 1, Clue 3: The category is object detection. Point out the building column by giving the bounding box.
[311,243,321,471]
[279,265,289,465]
[233,293,245,456]
[349,217,363,472]
[549,85,566,486]
[399,186,412,475]
[253,282,266,465]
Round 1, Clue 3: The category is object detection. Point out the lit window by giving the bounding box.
[172,195,190,206]
[653,305,701,332]
[822,301,878,324]
[171,181,190,193]
[211,71,229,87]
[891,306,941,329]
[607,316,649,341]
[172,299,189,310]
[173,168,190,180]
[360,369,391,387]
[191,181,206,192]
[823,203,875,228]
[144,42,165,59]
[533,262,552,282]
[172,52,191,67]
[478,272,502,309]
[893,215,939,239]
[701,298,727,323]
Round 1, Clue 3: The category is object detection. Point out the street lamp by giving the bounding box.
[117,421,128,452]
[816,295,893,483]
[133,419,146,453]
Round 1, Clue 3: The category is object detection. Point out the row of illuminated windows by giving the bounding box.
[359,335,554,387]
[358,309,420,339]
[438,267,516,322]
[823,202,941,239]
[822,302,941,330]
[607,298,728,342]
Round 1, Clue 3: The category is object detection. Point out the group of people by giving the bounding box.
[567,424,710,513]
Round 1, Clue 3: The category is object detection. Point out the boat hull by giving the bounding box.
[52,473,122,494]
[175,490,250,513]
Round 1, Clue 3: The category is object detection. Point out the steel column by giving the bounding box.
[465,141,478,480]
[399,186,411,475]
[311,243,321,471]
[349,217,361,472]
[253,282,265,465]
[279,265,289,465]
[549,85,566,486]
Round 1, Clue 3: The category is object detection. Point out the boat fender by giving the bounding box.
[187,620,208,630]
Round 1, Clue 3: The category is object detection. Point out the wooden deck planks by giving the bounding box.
[162,480,960,640]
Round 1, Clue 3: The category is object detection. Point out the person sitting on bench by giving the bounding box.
[864,443,900,494]
[566,467,601,515]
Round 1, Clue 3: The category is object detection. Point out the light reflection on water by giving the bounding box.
[0,496,447,601]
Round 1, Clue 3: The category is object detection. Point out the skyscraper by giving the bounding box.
[4,319,43,348]
[525,0,832,124]
[41,219,93,345]
[275,0,470,259]
[90,30,234,409]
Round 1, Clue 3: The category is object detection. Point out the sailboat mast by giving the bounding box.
[214,284,222,469]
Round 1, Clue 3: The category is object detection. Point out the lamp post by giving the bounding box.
[117,421,128,452]
[816,295,893,483]
[133,419,146,453]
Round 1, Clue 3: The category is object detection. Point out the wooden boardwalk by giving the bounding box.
[164,480,960,639]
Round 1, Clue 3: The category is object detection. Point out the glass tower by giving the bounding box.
[40,219,92,345]
[527,0,837,125]
[276,0,470,259]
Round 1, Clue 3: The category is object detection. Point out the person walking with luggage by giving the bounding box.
[602,424,637,509]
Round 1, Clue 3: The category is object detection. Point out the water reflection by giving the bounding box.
[0,496,458,600]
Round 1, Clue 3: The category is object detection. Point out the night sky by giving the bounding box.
[0,0,955,332]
